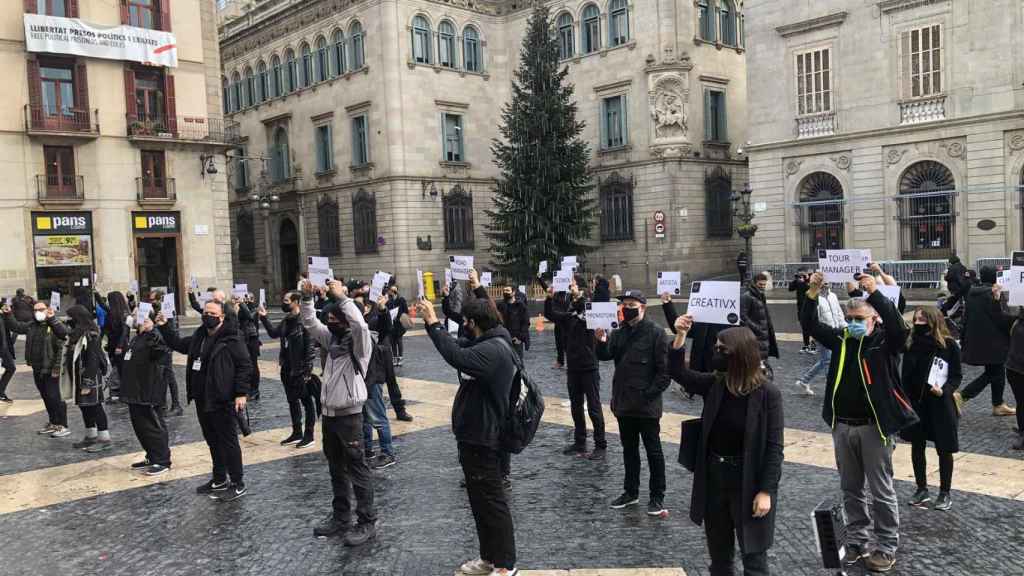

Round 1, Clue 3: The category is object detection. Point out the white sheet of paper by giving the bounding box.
[161,295,176,317]
[129,280,139,294]
[657,271,682,296]
[369,271,392,301]
[877,285,901,308]
[259,289,266,307]
[927,357,949,389]
[538,261,548,274]
[1010,285,1024,306]
[309,267,333,287]
[232,284,248,299]
[49,292,61,311]
[561,256,578,268]
[444,268,453,287]
[308,256,329,269]
[480,272,492,287]
[137,302,153,325]
[82,277,89,287]
[685,281,741,325]
[585,301,618,331]
[449,256,474,281]
[818,249,872,284]
[416,269,425,299]
[518,285,527,298]
[389,307,399,322]
[552,272,572,293]
[447,319,460,335]
[190,275,199,290]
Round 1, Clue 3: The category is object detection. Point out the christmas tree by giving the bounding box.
[486,3,594,282]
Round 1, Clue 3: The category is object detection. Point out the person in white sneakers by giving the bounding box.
[794,278,845,396]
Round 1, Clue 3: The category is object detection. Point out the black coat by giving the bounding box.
[387,295,410,337]
[5,314,67,374]
[159,322,252,409]
[120,329,172,406]
[497,297,531,348]
[741,284,779,359]
[543,296,597,372]
[961,284,1013,366]
[668,346,784,554]
[67,331,105,406]
[788,278,809,311]
[261,314,316,384]
[662,300,724,373]
[595,317,671,419]
[898,335,961,452]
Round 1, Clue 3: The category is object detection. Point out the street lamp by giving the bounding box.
[732,183,757,281]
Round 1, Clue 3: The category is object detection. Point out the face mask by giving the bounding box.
[34,311,46,322]
[712,352,730,372]
[327,323,347,338]
[504,294,513,302]
[280,303,293,314]
[622,307,640,323]
[202,315,221,331]
[847,320,868,340]
[913,324,930,336]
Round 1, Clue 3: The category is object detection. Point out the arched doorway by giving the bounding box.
[897,160,955,260]
[279,218,299,294]
[796,172,844,261]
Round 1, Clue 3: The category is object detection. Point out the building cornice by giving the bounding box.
[775,12,848,38]
[593,79,633,93]
[878,0,946,15]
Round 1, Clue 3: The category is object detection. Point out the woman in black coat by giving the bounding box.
[121,312,173,475]
[900,306,962,511]
[66,305,112,453]
[386,284,410,366]
[669,315,784,576]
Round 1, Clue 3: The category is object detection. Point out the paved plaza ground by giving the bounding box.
[1,305,1023,576]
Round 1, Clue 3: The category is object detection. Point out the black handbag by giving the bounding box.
[678,418,702,472]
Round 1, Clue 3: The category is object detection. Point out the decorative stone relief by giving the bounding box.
[831,155,851,170]
[650,89,688,140]
[784,159,803,177]
[942,141,964,158]
[646,56,694,159]
[886,149,907,166]
[1009,133,1024,151]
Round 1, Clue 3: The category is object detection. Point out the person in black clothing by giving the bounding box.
[669,317,784,576]
[661,293,724,375]
[498,285,530,359]
[595,289,672,516]
[3,300,70,436]
[592,275,611,303]
[417,292,520,576]
[1003,308,1024,451]
[544,275,607,459]
[259,292,319,449]
[11,288,35,323]
[66,305,113,453]
[149,291,183,415]
[234,294,262,401]
[98,292,130,403]
[157,300,252,501]
[121,311,174,476]
[900,306,962,512]
[957,266,1017,417]
[741,273,779,364]
[537,273,570,369]
[789,269,813,353]
[366,287,412,422]
[940,256,969,314]
[360,297,399,469]
[386,284,409,366]
[0,305,14,403]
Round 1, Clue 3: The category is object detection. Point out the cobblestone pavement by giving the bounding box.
[1,323,1022,576]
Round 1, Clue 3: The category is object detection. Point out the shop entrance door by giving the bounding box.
[279,218,299,294]
[136,236,180,311]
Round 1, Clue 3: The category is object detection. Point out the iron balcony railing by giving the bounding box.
[25,105,99,135]
[36,174,85,203]
[127,113,239,144]
[135,177,177,203]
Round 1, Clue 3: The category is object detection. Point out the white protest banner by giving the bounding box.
[552,272,572,293]
[585,301,619,331]
[137,302,153,326]
[24,14,179,68]
[685,281,741,326]
[258,289,266,307]
[657,271,682,296]
[538,261,548,275]
[82,277,89,287]
[818,249,872,284]
[449,256,474,281]
[308,267,332,287]
[369,272,392,301]
[877,285,901,308]
[232,284,248,299]
[129,280,139,294]
[49,291,61,311]
[927,357,948,389]
[480,272,492,287]
[444,268,453,287]
[161,294,176,317]
[308,256,329,269]
[416,269,425,299]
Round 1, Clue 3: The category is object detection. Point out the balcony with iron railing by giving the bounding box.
[135,177,177,205]
[36,174,85,204]
[127,114,240,145]
[25,105,100,137]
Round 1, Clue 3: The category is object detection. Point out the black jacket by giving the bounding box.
[426,323,516,450]
[961,284,1013,366]
[11,295,34,323]
[595,317,671,419]
[498,296,531,348]
[261,314,316,383]
[662,299,725,373]
[1004,313,1024,376]
[801,290,917,439]
[543,296,597,372]
[945,262,968,295]
[0,318,12,365]
[66,331,105,406]
[668,346,784,553]
[788,278,809,309]
[898,335,961,452]
[120,329,172,406]
[593,278,611,303]
[236,302,259,340]
[159,322,252,409]
[741,284,779,359]
[5,314,67,374]
[387,295,410,337]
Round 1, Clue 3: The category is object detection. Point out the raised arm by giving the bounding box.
[661,296,679,334]
[802,273,843,351]
[260,315,281,339]
[425,322,496,379]
[188,291,202,314]
[156,320,191,355]
[340,297,372,376]
[667,315,717,396]
[301,298,330,348]
[863,283,907,356]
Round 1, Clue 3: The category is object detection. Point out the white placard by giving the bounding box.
[449,256,474,281]
[444,268,453,287]
[685,281,741,326]
[480,272,492,287]
[552,272,572,293]
[49,291,61,311]
[657,271,682,296]
[129,280,139,294]
[258,289,266,307]
[189,275,199,290]
[369,271,392,301]
[308,267,333,287]
[927,357,948,389]
[161,294,176,317]
[818,249,872,284]
[232,284,248,299]
[585,301,619,331]
[82,277,89,287]
[308,256,329,269]
[137,302,153,325]
[194,224,209,236]
[538,261,548,274]
[877,285,901,308]
[24,14,179,68]
[561,256,578,269]
[447,319,460,335]
[198,291,214,306]
[1010,285,1024,306]
[416,269,425,299]
[518,285,527,297]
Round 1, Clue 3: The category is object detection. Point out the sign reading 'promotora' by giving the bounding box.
[24,14,178,68]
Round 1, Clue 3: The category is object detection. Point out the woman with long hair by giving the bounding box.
[901,306,962,511]
[66,305,113,453]
[668,315,784,576]
[103,291,131,403]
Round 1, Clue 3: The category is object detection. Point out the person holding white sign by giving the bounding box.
[259,292,319,450]
[1002,314,1024,451]
[385,283,410,367]
[793,279,845,397]
[899,307,961,512]
[2,300,71,437]
[957,266,1017,418]
[537,273,571,368]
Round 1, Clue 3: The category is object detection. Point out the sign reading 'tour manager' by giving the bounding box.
[818,249,872,284]
[686,281,741,326]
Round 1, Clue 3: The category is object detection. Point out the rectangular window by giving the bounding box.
[233,146,249,193]
[134,68,165,121]
[44,145,75,196]
[795,47,831,116]
[129,0,158,30]
[601,95,627,149]
[704,89,727,142]
[40,64,75,117]
[351,115,369,166]
[315,124,333,173]
[442,113,464,162]
[37,0,69,17]
[140,150,166,198]
[901,24,942,98]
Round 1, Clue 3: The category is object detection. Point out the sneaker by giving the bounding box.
[143,464,170,477]
[562,443,586,455]
[371,453,396,469]
[213,482,247,502]
[588,447,607,460]
[459,558,494,575]
[343,521,377,547]
[37,423,57,435]
[313,515,349,538]
[647,498,668,517]
[808,343,818,353]
[799,346,809,354]
[0,394,12,403]
[295,437,316,450]
[395,410,414,422]
[864,550,896,573]
[130,459,151,470]
[396,357,404,367]
[279,432,303,446]
[792,380,814,396]
[844,543,870,565]
[933,492,952,511]
[49,426,71,438]
[72,437,97,450]
[195,479,230,494]
[85,439,112,453]
[909,488,931,507]
[610,493,639,509]
[993,403,1017,417]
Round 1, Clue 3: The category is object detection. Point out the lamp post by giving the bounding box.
[732,183,757,282]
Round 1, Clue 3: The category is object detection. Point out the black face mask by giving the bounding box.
[913,324,931,337]
[712,352,730,372]
[327,322,347,338]
[504,294,513,302]
[202,315,221,331]
[280,303,293,314]
[622,307,640,323]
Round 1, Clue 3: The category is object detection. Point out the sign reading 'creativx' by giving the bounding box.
[686,281,741,326]
[24,14,178,67]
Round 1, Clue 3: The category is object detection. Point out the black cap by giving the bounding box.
[616,289,646,304]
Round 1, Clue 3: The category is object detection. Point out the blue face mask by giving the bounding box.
[847,320,868,340]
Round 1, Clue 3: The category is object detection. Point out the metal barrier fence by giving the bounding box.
[761,260,947,289]
[976,258,1011,272]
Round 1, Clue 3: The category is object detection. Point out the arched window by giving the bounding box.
[443,185,474,249]
[796,172,844,260]
[463,26,482,72]
[285,49,297,92]
[270,55,282,98]
[705,166,733,238]
[557,13,574,59]
[438,21,456,68]
[300,42,312,88]
[582,4,600,54]
[242,66,254,108]
[898,160,956,259]
[350,22,365,69]
[353,188,378,254]
[270,126,290,183]
[412,15,432,64]
[720,0,737,46]
[609,0,629,47]
[236,209,255,263]
[230,71,241,112]
[256,61,268,103]
[698,0,716,42]
[221,76,230,114]
[318,195,340,256]
[332,29,346,76]
[599,172,634,241]
[315,37,329,82]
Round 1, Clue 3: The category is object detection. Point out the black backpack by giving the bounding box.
[497,339,545,454]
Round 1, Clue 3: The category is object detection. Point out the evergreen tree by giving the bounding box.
[486,4,594,282]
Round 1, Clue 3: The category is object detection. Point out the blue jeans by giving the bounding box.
[800,346,832,385]
[362,382,393,456]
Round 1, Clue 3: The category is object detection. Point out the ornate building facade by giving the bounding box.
[746,0,1024,267]
[218,0,748,295]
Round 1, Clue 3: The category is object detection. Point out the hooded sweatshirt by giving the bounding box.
[301,296,372,416]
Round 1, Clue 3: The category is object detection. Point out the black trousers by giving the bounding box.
[459,442,517,569]
[567,370,606,449]
[284,375,317,439]
[162,363,181,408]
[391,334,405,359]
[79,403,109,431]
[617,416,665,499]
[196,403,243,484]
[961,364,1006,406]
[705,458,770,576]
[323,413,376,525]
[129,403,171,466]
[554,325,565,365]
[911,440,953,493]
[33,370,67,426]
[1005,369,1024,435]
[0,351,14,396]
[378,341,405,411]
[247,338,261,395]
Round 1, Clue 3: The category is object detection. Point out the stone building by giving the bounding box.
[2,0,233,312]
[745,0,1024,269]
[218,0,748,296]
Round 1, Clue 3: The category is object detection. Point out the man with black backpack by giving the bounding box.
[417,293,522,576]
